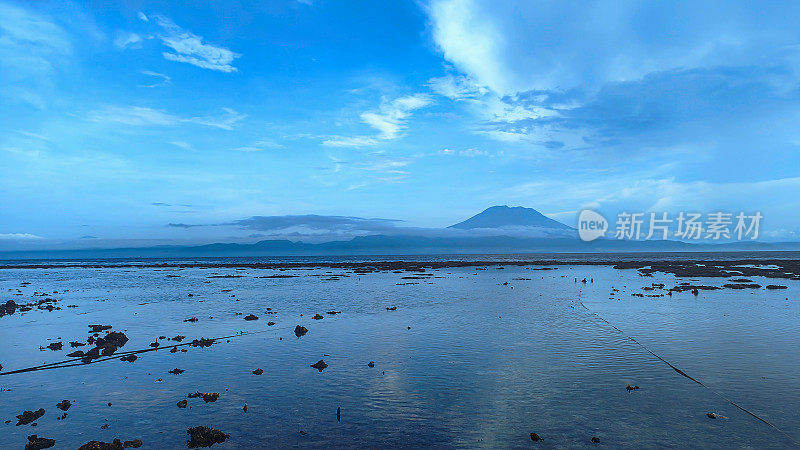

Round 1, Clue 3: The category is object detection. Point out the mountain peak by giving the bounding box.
[449,206,572,230]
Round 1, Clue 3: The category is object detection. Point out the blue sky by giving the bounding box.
[1,0,800,249]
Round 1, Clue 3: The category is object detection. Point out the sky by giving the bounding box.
[2,0,800,249]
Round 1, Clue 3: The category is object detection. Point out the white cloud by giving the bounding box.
[139,70,171,88]
[91,106,245,130]
[170,141,195,151]
[137,12,149,22]
[428,0,508,93]
[0,3,72,107]
[428,73,487,100]
[323,93,432,147]
[0,233,44,240]
[322,136,380,148]
[113,31,143,49]
[231,139,283,152]
[154,15,240,72]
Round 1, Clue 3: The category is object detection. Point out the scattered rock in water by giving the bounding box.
[177,400,188,408]
[96,332,129,355]
[386,306,397,311]
[77,438,141,449]
[723,283,761,289]
[16,408,45,426]
[310,359,328,372]
[312,314,323,320]
[252,368,263,375]
[766,285,788,290]
[25,435,55,450]
[188,392,219,403]
[149,342,159,348]
[81,347,101,363]
[184,317,198,323]
[337,406,341,422]
[299,430,307,436]
[326,311,341,315]
[186,426,230,448]
[70,341,86,347]
[0,300,18,317]
[530,432,542,441]
[294,325,308,337]
[172,335,186,342]
[243,404,247,413]
[169,368,185,375]
[243,314,259,321]
[267,322,275,326]
[368,361,375,368]
[706,412,728,419]
[88,324,112,333]
[170,347,178,353]
[191,338,214,348]
[101,424,109,429]
[46,342,62,351]
[120,355,137,363]
[625,384,640,392]
[67,350,85,357]
[591,437,600,443]
[56,400,71,411]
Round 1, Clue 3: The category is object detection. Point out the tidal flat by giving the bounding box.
[1,254,799,449]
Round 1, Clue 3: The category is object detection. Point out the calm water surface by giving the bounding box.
[1,256,799,448]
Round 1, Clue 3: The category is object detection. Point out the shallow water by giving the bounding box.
[1,258,799,448]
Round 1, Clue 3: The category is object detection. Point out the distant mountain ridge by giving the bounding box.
[449,206,572,230]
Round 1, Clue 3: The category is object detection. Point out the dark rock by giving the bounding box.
[368,361,375,368]
[386,306,397,311]
[0,300,18,317]
[70,341,86,347]
[188,392,219,403]
[294,325,308,337]
[169,368,185,375]
[184,317,198,323]
[191,338,214,348]
[252,368,263,375]
[25,435,55,450]
[46,342,62,351]
[530,432,542,441]
[120,354,137,363]
[177,399,188,408]
[310,359,328,372]
[88,325,112,333]
[77,439,124,450]
[172,335,186,342]
[243,314,259,321]
[766,285,788,290]
[723,283,761,289]
[267,321,275,326]
[16,408,45,426]
[625,384,640,392]
[312,314,323,320]
[123,439,142,448]
[56,400,71,411]
[67,350,84,357]
[96,332,129,355]
[81,347,101,363]
[187,426,230,448]
[326,311,341,315]
[591,437,600,443]
[149,342,159,348]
